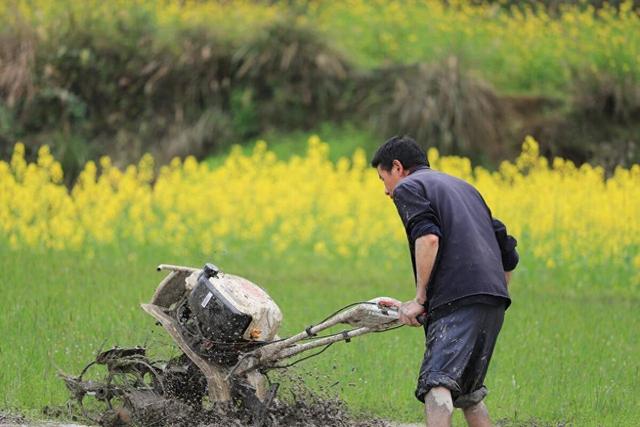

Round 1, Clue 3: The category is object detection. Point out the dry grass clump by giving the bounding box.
[234,19,351,130]
[0,25,35,108]
[151,108,234,165]
[358,57,506,161]
[0,17,36,160]
[568,72,640,168]
[11,23,236,175]
[572,72,640,124]
[519,71,640,169]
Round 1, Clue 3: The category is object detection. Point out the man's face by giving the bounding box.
[376,160,407,198]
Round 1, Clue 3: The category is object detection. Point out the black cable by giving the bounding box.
[301,329,354,341]
[258,301,402,370]
[298,300,402,341]
[374,324,404,333]
[268,342,335,369]
[313,301,378,326]
[292,322,401,347]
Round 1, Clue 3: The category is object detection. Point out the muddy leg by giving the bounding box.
[424,386,453,427]
[462,401,492,427]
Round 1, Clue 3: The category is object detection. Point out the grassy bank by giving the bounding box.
[5,0,638,93]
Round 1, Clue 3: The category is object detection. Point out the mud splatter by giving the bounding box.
[0,410,27,425]
[57,347,390,427]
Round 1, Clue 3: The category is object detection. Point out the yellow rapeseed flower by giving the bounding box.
[0,136,637,281]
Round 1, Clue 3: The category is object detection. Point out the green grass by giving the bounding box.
[1,240,638,426]
[310,2,640,95]
[8,1,639,98]
[206,122,380,169]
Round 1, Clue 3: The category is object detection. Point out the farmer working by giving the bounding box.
[371,136,519,427]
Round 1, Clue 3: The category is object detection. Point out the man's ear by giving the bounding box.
[392,159,405,175]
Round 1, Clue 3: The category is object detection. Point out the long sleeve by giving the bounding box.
[392,182,442,243]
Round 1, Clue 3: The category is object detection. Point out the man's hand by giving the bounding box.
[399,300,426,327]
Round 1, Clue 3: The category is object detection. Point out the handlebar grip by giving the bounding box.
[416,313,428,325]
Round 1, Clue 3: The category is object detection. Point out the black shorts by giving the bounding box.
[415,303,505,408]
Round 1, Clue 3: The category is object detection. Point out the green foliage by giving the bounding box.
[310,1,640,94]
[205,122,379,169]
[233,18,351,130]
[481,0,640,12]
[230,88,260,139]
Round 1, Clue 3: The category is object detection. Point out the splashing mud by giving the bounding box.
[58,346,389,427]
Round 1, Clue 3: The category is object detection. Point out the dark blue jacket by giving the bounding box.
[392,167,518,314]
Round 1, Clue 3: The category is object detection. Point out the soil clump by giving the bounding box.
[58,347,389,427]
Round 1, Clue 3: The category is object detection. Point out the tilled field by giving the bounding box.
[51,347,390,427]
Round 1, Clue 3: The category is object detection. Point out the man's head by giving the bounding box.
[371,135,428,198]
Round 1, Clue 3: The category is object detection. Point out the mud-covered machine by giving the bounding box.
[145,263,414,404]
[61,262,420,422]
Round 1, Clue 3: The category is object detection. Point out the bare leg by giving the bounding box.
[463,401,492,427]
[424,387,453,427]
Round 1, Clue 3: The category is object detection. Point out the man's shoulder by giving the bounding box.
[401,169,462,189]
[394,173,429,199]
[395,176,419,192]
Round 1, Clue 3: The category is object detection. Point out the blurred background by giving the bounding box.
[1,0,638,181]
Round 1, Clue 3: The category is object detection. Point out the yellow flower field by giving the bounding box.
[1,137,638,277]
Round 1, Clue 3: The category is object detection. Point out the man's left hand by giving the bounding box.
[399,300,426,327]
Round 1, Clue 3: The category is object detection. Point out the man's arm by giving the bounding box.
[399,234,439,326]
[391,182,442,326]
[414,234,439,304]
[504,270,512,287]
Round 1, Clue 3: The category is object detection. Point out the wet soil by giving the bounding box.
[55,347,391,427]
[52,388,391,427]
[96,390,390,427]
[1,411,27,425]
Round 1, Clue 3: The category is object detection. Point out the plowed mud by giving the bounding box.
[57,347,390,427]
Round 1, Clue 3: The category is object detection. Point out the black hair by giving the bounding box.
[370,135,429,171]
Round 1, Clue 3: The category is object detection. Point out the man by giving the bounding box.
[371,136,519,427]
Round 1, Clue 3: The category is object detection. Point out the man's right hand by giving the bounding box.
[399,299,426,327]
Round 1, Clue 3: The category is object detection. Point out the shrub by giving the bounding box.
[568,71,639,168]
[358,57,506,162]
[233,18,352,131]
[0,16,36,156]
[0,19,35,109]
[572,71,640,124]
[7,15,235,171]
[518,71,640,170]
